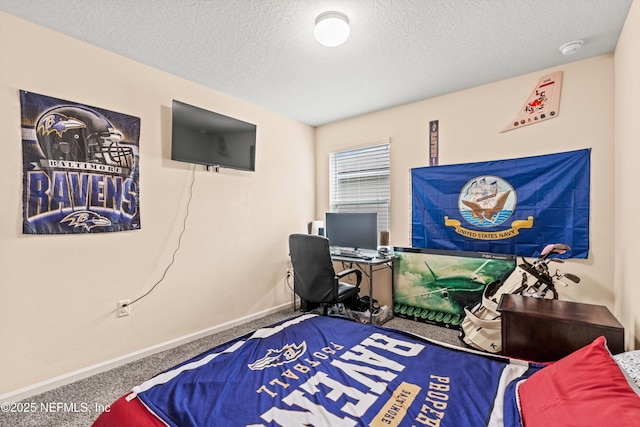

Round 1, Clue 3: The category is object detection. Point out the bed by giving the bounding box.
[92,314,640,426]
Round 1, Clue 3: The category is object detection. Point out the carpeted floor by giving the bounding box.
[0,307,464,427]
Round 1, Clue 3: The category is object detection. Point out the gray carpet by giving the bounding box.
[0,308,464,427]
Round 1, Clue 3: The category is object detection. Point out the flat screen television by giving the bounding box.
[171,100,257,171]
[325,212,378,251]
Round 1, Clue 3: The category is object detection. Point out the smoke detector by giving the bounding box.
[559,40,584,55]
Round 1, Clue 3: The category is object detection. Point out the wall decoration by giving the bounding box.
[20,90,141,234]
[411,149,590,258]
[429,120,439,166]
[392,247,515,329]
[501,71,563,132]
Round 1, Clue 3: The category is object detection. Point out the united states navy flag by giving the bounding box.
[411,149,590,258]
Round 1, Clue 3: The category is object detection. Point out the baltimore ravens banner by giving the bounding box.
[20,90,141,234]
[429,120,439,166]
[411,149,590,258]
[129,314,542,426]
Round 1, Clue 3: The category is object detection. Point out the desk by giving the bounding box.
[331,254,397,324]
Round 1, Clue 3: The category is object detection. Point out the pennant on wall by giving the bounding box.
[411,149,590,258]
[429,120,439,166]
[501,71,563,133]
[20,90,141,234]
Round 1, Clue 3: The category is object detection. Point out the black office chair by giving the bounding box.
[288,233,362,316]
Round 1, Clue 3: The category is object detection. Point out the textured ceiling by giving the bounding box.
[0,0,633,126]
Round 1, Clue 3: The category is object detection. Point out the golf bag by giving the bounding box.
[459,270,525,353]
[459,244,579,353]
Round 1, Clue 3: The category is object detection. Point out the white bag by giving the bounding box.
[459,264,531,353]
[460,304,502,353]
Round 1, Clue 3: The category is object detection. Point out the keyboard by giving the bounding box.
[334,252,373,260]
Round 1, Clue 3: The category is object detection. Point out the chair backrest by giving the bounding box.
[288,234,337,304]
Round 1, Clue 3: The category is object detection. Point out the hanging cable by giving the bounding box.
[126,164,196,307]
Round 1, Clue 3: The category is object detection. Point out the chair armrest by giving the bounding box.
[336,268,362,286]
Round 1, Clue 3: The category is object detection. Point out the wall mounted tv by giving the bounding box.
[171,100,257,172]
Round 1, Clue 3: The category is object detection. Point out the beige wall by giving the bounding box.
[2,2,639,400]
[614,0,640,349]
[0,12,315,396]
[316,56,616,316]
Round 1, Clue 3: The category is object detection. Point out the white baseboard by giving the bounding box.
[0,303,291,403]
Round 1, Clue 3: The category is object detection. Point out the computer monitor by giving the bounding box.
[325,212,378,251]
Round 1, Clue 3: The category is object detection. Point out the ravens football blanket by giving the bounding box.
[99,314,544,426]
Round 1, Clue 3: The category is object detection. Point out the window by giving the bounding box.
[329,143,390,233]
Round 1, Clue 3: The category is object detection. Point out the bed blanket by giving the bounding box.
[107,314,545,426]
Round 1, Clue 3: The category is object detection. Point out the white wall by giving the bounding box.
[614,0,640,349]
[316,56,616,314]
[0,12,315,396]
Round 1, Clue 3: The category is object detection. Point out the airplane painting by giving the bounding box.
[393,247,515,329]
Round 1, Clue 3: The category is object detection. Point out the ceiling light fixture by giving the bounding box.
[559,40,584,55]
[314,11,350,47]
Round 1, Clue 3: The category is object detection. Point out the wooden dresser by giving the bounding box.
[498,294,624,362]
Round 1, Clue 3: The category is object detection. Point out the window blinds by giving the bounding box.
[329,143,390,232]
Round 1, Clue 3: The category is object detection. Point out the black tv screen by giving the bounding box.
[171,100,257,171]
[325,212,378,250]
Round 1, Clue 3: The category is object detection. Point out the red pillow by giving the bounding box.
[92,395,165,427]
[518,336,640,427]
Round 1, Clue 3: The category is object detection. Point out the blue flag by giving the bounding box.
[411,149,590,258]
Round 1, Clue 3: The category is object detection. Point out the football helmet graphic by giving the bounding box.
[35,105,134,170]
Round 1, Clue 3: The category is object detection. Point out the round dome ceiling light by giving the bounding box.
[314,11,350,47]
[559,40,584,55]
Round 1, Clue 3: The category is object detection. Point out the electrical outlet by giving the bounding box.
[117,299,130,317]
